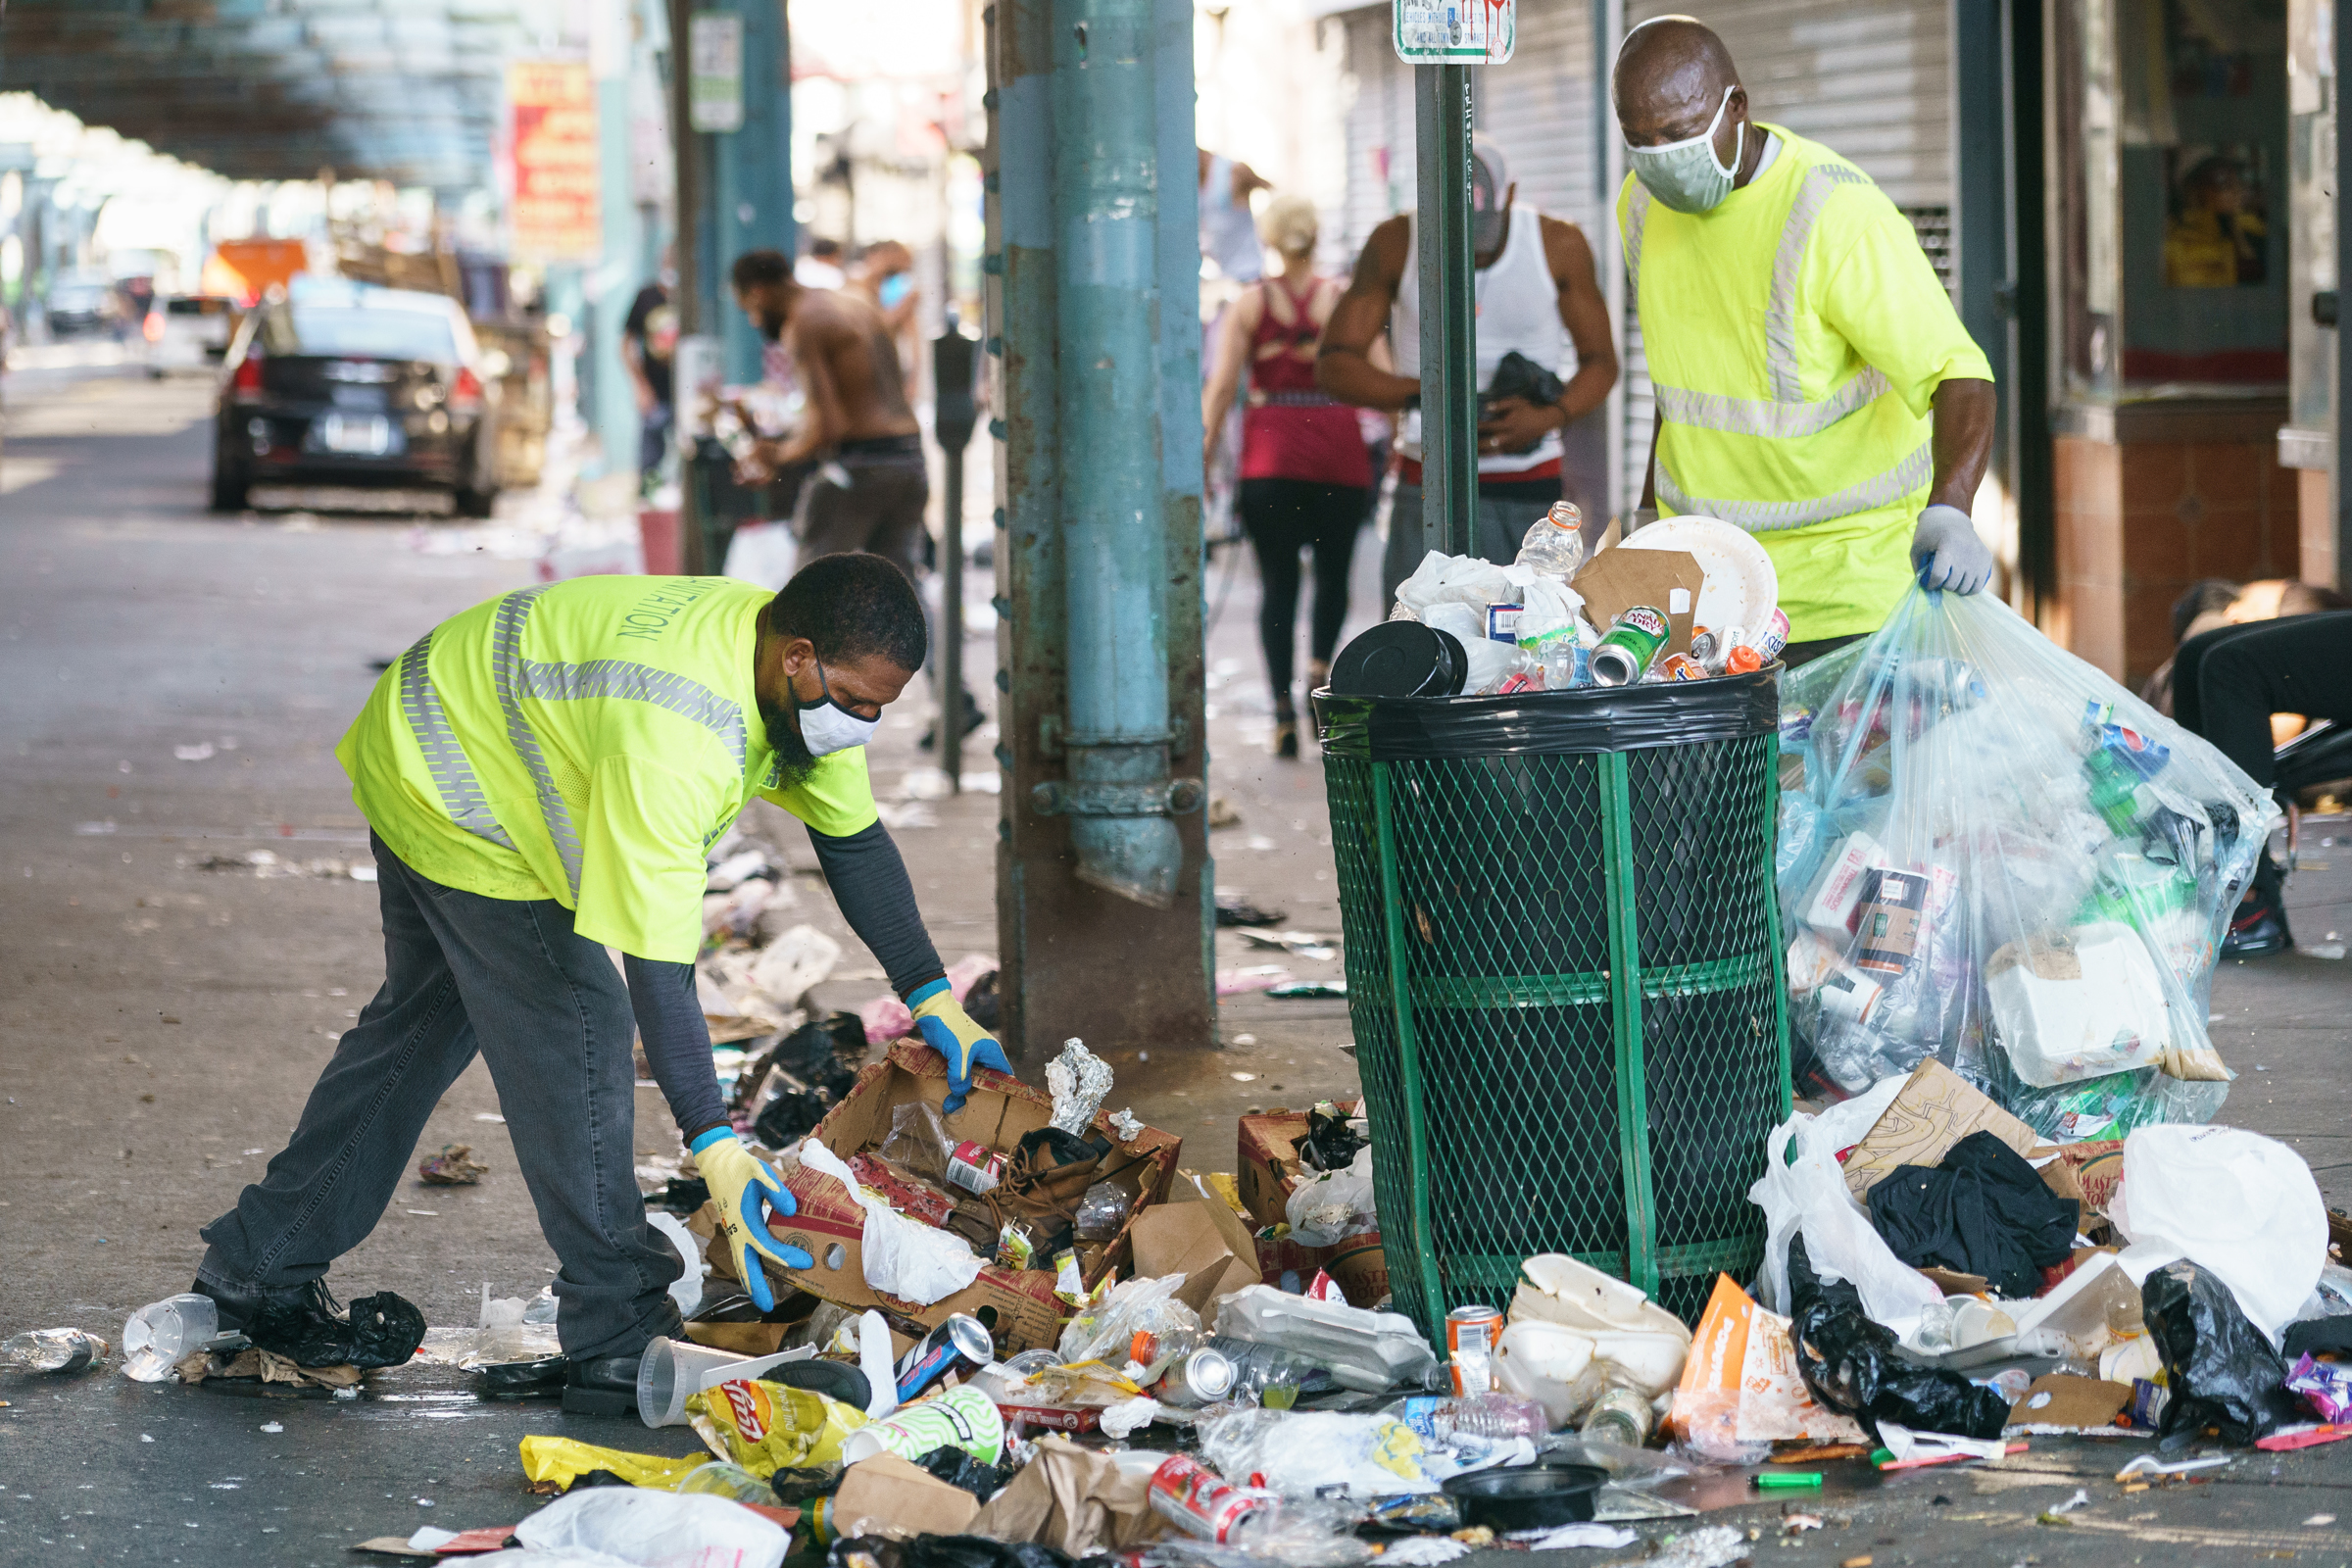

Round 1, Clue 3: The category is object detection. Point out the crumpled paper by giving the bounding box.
[797,1138,984,1305]
[969,1434,1170,1555]
[175,1347,361,1389]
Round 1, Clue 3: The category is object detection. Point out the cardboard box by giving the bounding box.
[830,1451,981,1539]
[764,1040,1182,1352]
[2030,1139,2125,1219]
[1322,1230,1390,1309]
[1130,1180,1263,1316]
[1237,1109,1315,1229]
[1838,1059,2040,1204]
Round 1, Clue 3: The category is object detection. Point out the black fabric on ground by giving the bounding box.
[245,1289,426,1370]
[1787,1236,2012,1442]
[1865,1129,2078,1298]
[2143,1259,2305,1446]
[622,954,725,1140]
[808,820,947,1000]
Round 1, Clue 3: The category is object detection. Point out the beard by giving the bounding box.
[760,699,820,791]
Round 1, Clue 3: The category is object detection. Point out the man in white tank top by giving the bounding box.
[1317,138,1619,601]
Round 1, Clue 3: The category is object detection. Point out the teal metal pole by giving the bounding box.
[1054,0,1181,907]
[714,0,794,384]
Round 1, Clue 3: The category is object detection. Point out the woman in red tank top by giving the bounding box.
[1203,196,1373,758]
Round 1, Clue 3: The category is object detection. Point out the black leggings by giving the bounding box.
[1239,478,1366,704]
[2172,612,2352,789]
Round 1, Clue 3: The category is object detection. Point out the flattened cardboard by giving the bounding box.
[1130,1180,1262,1316]
[1918,1266,1990,1297]
[2006,1373,2133,1432]
[1572,546,1706,657]
[684,1321,791,1356]
[830,1451,981,1540]
[1839,1059,2041,1204]
[763,1040,1182,1352]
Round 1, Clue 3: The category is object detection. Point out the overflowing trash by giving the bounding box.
[1331,505,1786,697]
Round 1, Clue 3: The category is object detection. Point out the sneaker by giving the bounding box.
[2222,854,2293,959]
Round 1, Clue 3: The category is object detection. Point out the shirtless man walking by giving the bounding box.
[733,256,928,579]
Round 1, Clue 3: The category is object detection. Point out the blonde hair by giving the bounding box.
[1256,193,1319,258]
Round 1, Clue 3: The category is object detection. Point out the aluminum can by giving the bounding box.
[1446,1303,1503,1396]
[1755,608,1790,662]
[1660,653,1702,681]
[1148,1454,1278,1544]
[1590,606,1669,686]
[893,1312,995,1401]
[945,1139,1004,1195]
[1154,1347,1237,1407]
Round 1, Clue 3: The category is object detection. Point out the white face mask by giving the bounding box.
[1627,84,1742,215]
[796,662,879,758]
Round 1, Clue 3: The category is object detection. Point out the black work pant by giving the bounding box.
[2171,612,2352,789]
[1240,477,1366,703]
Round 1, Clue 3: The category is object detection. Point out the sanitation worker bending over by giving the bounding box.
[190,553,1007,1414]
[1616,17,1998,664]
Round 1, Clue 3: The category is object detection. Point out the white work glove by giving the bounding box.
[1909,504,1994,595]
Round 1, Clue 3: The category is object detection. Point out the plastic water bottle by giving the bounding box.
[1,1329,108,1374]
[1204,1335,1337,1400]
[1393,1391,1551,1440]
[1515,501,1587,579]
[122,1294,223,1383]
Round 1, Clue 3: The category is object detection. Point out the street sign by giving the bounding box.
[507,61,600,261]
[1394,0,1515,64]
[688,11,745,132]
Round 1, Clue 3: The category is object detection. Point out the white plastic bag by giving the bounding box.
[796,1138,983,1305]
[1198,1408,1443,1497]
[2111,1124,2328,1344]
[498,1486,787,1568]
[1393,551,1514,617]
[722,519,797,589]
[1747,1075,1942,1334]
[1287,1146,1379,1246]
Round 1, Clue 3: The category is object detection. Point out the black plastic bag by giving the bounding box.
[247,1289,426,1369]
[1294,1105,1367,1173]
[2142,1259,2304,1446]
[755,1088,836,1148]
[1865,1130,2079,1298]
[650,1175,710,1213]
[914,1446,1018,1502]
[899,1536,1073,1568]
[768,1464,843,1505]
[1787,1237,2011,1441]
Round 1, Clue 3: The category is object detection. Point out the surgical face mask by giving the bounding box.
[1627,84,1742,214]
[794,660,880,758]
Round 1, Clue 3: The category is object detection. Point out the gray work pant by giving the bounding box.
[1382,482,1562,604]
[197,834,684,1360]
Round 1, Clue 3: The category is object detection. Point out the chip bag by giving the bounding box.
[685,1378,867,1477]
[1776,588,2271,1128]
[517,1435,710,1492]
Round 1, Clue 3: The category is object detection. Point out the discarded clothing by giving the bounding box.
[1865,1130,2078,1298]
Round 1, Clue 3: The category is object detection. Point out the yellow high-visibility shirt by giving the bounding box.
[336,576,878,962]
[1620,126,1994,641]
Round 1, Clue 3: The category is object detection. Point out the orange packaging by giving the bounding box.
[1666,1274,1869,1459]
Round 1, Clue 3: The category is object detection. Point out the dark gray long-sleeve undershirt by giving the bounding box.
[628,819,946,1143]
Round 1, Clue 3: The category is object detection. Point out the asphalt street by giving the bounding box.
[2,356,2347,1564]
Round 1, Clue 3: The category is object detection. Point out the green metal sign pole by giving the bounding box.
[1413,63,1478,560]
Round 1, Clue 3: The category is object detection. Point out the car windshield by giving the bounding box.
[267,305,457,363]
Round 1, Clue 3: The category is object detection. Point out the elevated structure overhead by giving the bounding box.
[0,1,557,193]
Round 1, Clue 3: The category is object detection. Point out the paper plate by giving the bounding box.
[1621,514,1779,639]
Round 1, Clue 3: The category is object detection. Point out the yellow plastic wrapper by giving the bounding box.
[684,1378,867,1477]
[517,1435,709,1492]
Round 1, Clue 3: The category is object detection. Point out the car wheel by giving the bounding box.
[210,458,249,514]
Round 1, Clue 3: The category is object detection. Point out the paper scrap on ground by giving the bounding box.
[1878,1421,2008,1464]
[1382,1538,1470,1565]
[1509,1523,1639,1550]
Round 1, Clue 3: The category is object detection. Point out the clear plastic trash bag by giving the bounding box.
[1775,587,2272,1121]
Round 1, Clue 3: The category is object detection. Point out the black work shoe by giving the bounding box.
[562,1353,641,1417]
[2223,895,2293,958]
[191,1276,340,1336]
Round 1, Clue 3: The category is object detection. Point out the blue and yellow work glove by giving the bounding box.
[690,1128,812,1312]
[909,979,1011,1114]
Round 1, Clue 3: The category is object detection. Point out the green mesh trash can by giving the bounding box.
[1315,670,1790,1333]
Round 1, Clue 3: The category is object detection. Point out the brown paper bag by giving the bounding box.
[968,1435,1169,1554]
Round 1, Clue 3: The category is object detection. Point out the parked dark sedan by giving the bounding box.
[210,283,503,515]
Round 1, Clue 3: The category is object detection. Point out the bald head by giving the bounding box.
[1614,17,1744,148]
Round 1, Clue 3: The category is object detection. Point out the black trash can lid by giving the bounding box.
[1331,621,1468,698]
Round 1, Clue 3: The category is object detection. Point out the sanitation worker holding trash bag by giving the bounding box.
[1614,16,2000,665]
[189,552,1006,1414]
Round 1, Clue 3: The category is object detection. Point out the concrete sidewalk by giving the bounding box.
[2,363,2346,1564]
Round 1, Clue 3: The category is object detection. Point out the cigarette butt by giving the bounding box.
[2123,1482,2149,1494]
[1841,1557,1874,1568]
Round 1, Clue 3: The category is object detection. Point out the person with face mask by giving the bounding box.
[1615,17,1999,662]
[1317,136,1621,602]
[185,553,1004,1417]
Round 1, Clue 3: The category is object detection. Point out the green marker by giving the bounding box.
[1752,1471,1825,1491]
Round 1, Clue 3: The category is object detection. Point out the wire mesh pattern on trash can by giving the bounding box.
[1315,671,1789,1332]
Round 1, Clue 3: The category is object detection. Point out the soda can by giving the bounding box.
[1149,1454,1279,1543]
[1590,606,1669,687]
[945,1139,1004,1195]
[1446,1304,1503,1396]
[1660,653,1702,681]
[1816,965,1885,1028]
[893,1312,996,1401]
[1154,1347,1237,1408]
[1755,608,1790,662]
